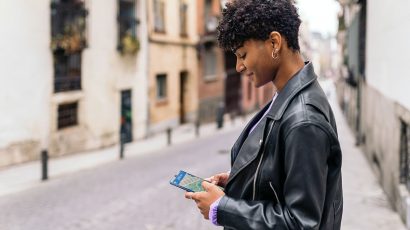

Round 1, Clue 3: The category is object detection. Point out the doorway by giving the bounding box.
[179,71,188,124]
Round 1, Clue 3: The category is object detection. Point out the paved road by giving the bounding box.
[0,128,240,230]
[0,80,407,230]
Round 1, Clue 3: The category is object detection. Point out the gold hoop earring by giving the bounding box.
[271,49,279,59]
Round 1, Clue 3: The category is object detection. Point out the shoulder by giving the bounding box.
[279,82,336,139]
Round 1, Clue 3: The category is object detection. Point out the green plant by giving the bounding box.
[120,32,140,55]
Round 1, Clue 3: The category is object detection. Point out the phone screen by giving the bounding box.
[170,170,205,192]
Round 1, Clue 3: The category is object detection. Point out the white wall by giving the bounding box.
[0,0,52,148]
[83,0,148,141]
[367,0,410,110]
[135,0,149,138]
[0,0,148,165]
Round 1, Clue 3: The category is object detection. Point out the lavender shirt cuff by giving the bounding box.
[209,196,223,226]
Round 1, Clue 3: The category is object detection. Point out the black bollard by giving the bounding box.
[167,128,172,146]
[195,120,200,138]
[119,139,124,159]
[41,150,48,181]
[216,103,225,129]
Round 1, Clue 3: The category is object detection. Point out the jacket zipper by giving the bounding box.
[269,181,281,205]
[252,121,274,200]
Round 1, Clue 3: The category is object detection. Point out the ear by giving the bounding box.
[269,31,282,52]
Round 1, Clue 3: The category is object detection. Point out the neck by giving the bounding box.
[272,51,305,92]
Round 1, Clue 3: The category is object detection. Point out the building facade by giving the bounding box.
[0,0,148,167]
[147,0,199,133]
[196,0,226,123]
[336,0,410,226]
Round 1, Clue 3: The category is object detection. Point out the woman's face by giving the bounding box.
[234,39,276,88]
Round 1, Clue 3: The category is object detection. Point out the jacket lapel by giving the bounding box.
[226,62,318,186]
[266,62,317,120]
[227,116,269,185]
[230,101,271,165]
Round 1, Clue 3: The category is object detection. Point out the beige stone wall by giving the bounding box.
[360,83,410,222]
[148,0,199,133]
[148,43,198,130]
[339,80,410,221]
[360,84,401,196]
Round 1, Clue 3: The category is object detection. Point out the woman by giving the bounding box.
[185,0,343,229]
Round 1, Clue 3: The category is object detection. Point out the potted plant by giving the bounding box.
[120,30,140,55]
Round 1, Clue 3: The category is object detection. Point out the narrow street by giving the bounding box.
[0,81,407,230]
[0,127,240,230]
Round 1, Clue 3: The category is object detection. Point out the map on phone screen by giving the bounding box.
[170,170,205,192]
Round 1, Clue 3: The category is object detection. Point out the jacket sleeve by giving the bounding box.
[217,122,330,230]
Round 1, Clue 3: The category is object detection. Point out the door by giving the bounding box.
[224,51,241,114]
[179,71,188,124]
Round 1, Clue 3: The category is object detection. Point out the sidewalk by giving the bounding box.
[0,113,252,197]
[0,80,407,229]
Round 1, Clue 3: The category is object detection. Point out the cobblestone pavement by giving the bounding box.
[0,124,239,230]
[0,79,407,229]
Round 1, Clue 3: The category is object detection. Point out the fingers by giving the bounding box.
[189,192,203,203]
[199,209,210,219]
[185,192,194,200]
[205,176,218,184]
[202,181,216,192]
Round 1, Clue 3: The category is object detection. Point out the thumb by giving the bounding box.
[202,181,214,192]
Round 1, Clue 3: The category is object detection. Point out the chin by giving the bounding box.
[254,81,268,88]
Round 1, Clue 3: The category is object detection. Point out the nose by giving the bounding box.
[236,59,245,73]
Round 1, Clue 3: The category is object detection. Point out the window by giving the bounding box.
[204,0,217,33]
[51,0,87,53]
[154,0,165,32]
[156,74,167,100]
[179,0,188,37]
[51,0,87,93]
[204,44,217,79]
[58,102,78,129]
[54,51,82,92]
[400,121,410,190]
[118,0,139,54]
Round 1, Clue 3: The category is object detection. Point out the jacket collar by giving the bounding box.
[226,62,318,189]
[266,62,317,120]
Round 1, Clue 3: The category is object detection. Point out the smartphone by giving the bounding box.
[169,170,207,192]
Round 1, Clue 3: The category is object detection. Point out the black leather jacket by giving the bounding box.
[217,63,343,230]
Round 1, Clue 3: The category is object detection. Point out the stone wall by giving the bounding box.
[337,79,410,223]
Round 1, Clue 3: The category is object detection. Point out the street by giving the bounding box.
[0,128,240,230]
[0,80,407,230]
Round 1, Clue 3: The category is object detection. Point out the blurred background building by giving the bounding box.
[0,0,276,168]
[196,0,226,123]
[147,0,198,133]
[0,0,149,167]
[336,0,410,225]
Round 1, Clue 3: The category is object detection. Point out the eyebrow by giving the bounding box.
[232,46,243,54]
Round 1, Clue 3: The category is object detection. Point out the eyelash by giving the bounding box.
[239,53,246,59]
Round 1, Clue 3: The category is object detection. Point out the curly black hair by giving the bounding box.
[217,0,301,52]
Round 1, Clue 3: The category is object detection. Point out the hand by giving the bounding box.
[184,181,225,219]
[205,172,230,188]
